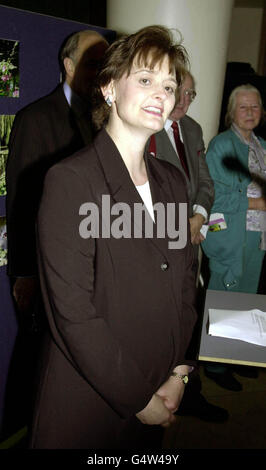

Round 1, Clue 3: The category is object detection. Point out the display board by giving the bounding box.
[0,4,115,434]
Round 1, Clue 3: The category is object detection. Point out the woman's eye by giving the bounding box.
[165,86,174,94]
[140,78,150,85]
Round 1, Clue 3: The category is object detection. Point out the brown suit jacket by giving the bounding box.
[30,129,197,449]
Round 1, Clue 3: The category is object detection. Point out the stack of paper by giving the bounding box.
[208,308,266,347]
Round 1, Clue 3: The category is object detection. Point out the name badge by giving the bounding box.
[208,213,227,232]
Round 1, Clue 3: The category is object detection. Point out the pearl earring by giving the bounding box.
[106,96,113,107]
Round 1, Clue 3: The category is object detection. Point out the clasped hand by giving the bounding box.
[248,196,266,211]
[189,214,205,245]
[136,372,186,428]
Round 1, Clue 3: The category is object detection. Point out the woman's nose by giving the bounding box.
[153,85,167,100]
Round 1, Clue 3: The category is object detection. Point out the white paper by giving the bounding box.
[208,308,266,347]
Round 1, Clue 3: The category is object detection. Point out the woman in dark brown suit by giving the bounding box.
[30,25,197,449]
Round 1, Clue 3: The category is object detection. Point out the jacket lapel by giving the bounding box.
[155,128,190,182]
[93,129,172,257]
[52,85,85,147]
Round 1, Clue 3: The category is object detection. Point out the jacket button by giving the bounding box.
[161,262,169,271]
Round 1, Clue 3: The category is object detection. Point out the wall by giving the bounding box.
[227,6,264,72]
[107,0,234,147]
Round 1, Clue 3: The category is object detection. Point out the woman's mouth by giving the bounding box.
[143,106,163,117]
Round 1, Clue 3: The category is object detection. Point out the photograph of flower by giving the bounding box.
[0,38,19,98]
[0,216,7,267]
[0,115,15,196]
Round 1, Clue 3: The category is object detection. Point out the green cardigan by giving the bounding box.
[202,128,266,287]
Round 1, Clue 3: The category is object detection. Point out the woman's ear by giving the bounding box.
[101,80,116,103]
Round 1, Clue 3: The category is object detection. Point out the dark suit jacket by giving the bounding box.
[151,115,214,218]
[6,84,91,277]
[30,129,197,449]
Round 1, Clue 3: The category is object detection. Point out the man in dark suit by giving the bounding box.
[149,72,214,254]
[6,29,108,313]
[4,29,108,437]
[149,72,229,423]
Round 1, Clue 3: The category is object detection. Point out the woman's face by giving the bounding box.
[233,91,261,138]
[108,54,177,135]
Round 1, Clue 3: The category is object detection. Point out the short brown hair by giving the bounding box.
[92,25,189,130]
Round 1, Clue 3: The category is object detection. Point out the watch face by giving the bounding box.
[171,371,189,384]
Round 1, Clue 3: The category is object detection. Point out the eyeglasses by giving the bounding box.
[183,89,197,101]
[237,104,260,113]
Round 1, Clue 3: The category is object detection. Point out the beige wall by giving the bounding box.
[227,7,263,72]
[107,0,234,147]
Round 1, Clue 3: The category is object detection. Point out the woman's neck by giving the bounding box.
[232,123,253,143]
[237,126,252,142]
[105,122,149,185]
[241,130,252,142]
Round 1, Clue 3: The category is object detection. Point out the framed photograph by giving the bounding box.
[0,38,19,98]
[0,216,7,266]
[0,114,15,196]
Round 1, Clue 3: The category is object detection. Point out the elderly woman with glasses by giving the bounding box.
[201,84,266,390]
